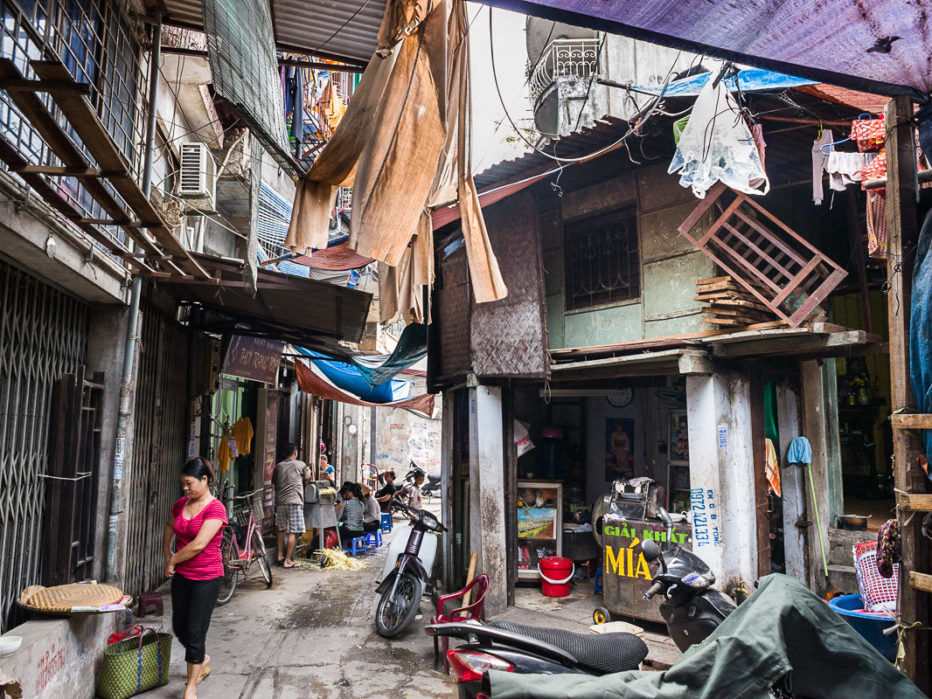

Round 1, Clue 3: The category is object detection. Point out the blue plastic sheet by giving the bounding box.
[633,68,814,97]
[910,209,932,462]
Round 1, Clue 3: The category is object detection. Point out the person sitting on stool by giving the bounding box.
[361,484,381,533]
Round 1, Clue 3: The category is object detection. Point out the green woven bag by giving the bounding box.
[97,628,172,699]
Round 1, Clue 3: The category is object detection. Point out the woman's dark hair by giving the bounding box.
[181,457,214,483]
[351,483,364,500]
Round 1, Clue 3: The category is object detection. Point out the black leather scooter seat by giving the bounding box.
[487,620,648,674]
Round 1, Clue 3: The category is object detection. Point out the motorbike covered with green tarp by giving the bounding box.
[489,574,923,699]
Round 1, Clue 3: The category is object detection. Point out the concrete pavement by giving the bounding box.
[143,523,456,699]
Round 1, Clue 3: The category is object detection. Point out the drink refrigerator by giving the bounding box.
[515,480,563,581]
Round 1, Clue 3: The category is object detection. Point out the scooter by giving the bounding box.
[421,473,441,501]
[375,493,444,638]
[640,507,737,652]
[426,620,648,699]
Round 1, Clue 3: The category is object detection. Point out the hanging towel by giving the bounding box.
[910,208,932,463]
[811,128,834,205]
[231,417,254,456]
[825,151,874,191]
[765,438,781,497]
[787,436,812,464]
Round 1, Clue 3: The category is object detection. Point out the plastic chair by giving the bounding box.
[380,512,393,533]
[365,529,382,548]
[342,536,367,556]
[431,574,490,672]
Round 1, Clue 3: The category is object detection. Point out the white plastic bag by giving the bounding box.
[668,79,769,198]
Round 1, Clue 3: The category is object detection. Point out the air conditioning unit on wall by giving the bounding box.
[179,142,216,210]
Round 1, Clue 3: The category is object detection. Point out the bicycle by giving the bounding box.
[216,488,272,605]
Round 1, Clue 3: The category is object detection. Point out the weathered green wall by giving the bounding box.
[544,163,714,349]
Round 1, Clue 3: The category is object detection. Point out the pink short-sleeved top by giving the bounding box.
[171,497,227,580]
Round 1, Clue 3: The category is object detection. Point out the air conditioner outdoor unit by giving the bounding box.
[179,142,216,209]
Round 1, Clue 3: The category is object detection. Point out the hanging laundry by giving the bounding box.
[850,117,885,151]
[231,416,254,456]
[750,123,767,190]
[860,148,887,182]
[825,151,874,191]
[765,438,781,497]
[668,78,768,198]
[811,128,834,205]
[866,189,888,259]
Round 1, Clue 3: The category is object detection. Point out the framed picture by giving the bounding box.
[605,418,635,481]
[669,409,689,465]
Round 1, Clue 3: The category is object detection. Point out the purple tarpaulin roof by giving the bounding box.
[485,0,932,100]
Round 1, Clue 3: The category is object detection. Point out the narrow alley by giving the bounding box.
[147,514,455,699]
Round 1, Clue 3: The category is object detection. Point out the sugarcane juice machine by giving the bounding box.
[592,479,691,623]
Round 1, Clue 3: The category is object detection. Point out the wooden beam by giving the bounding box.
[897,493,932,513]
[711,331,868,359]
[910,572,932,595]
[3,78,90,94]
[885,95,930,691]
[28,60,212,280]
[891,414,932,430]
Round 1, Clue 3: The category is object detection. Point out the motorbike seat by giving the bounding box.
[486,620,648,674]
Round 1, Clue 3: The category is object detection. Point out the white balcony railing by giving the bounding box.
[529,38,602,103]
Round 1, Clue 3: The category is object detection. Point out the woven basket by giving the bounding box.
[19,582,124,614]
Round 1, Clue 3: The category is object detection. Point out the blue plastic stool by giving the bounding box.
[342,536,367,556]
[366,529,383,548]
[593,567,603,594]
[380,512,392,533]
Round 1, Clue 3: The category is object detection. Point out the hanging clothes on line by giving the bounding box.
[825,151,874,191]
[765,438,781,497]
[811,129,834,205]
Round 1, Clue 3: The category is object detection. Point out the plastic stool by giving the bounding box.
[138,591,163,617]
[366,529,383,548]
[380,512,392,533]
[342,536,367,556]
[593,567,603,594]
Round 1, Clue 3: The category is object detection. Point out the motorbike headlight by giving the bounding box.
[422,511,440,530]
[682,572,713,589]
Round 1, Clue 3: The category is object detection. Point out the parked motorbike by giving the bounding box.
[640,506,737,652]
[421,473,441,501]
[426,619,648,699]
[375,492,444,638]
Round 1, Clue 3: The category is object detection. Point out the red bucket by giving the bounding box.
[538,556,575,597]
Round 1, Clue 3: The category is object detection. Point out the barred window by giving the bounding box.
[564,207,640,310]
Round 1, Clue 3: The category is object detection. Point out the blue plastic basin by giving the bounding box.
[828,594,897,661]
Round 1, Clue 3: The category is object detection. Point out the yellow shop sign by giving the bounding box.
[605,539,651,580]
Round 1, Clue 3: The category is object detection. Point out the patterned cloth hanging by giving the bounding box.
[866,189,888,259]
[850,117,885,152]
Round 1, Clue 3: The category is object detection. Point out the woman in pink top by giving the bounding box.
[162,457,227,699]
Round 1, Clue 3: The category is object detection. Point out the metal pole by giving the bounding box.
[106,13,161,582]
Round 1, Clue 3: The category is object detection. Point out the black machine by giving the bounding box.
[640,507,736,652]
[426,620,647,699]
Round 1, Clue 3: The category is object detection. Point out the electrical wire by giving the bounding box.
[312,0,373,54]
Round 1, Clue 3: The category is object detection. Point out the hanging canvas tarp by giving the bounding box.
[483,0,932,99]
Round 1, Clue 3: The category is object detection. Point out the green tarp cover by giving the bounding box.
[489,574,924,699]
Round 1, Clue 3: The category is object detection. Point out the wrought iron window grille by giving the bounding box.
[564,206,640,311]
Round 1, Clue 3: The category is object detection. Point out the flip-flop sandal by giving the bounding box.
[283,561,301,569]
[197,664,211,684]
[276,558,285,566]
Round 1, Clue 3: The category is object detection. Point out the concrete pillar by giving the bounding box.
[441,389,455,592]
[468,384,507,615]
[85,304,130,582]
[800,359,843,593]
[685,371,757,593]
[776,382,808,582]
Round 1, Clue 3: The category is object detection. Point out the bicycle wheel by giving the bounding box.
[217,529,238,605]
[251,528,273,588]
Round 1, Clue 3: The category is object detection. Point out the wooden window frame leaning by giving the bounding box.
[677,182,846,328]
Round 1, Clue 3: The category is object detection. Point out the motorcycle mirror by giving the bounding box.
[641,539,667,573]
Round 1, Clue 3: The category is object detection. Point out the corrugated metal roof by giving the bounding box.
[161,0,384,65]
